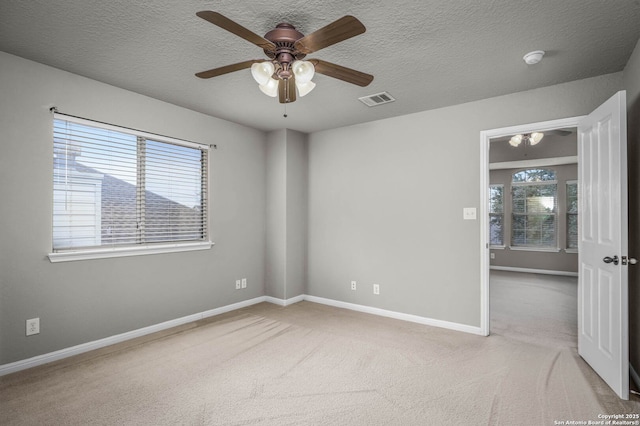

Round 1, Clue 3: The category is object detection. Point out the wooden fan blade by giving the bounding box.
[294,16,365,55]
[195,60,263,79]
[278,77,297,104]
[197,11,276,52]
[308,59,374,87]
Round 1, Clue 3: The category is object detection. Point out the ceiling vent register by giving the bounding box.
[358,92,396,107]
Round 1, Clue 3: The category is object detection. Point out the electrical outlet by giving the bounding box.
[351,281,357,290]
[241,278,247,289]
[373,284,380,295]
[26,318,40,336]
[235,279,241,290]
[490,253,496,259]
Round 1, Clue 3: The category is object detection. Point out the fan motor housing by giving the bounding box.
[263,23,306,61]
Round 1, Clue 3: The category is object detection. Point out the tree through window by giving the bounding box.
[489,184,504,246]
[511,168,557,248]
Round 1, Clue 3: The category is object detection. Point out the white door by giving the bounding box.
[578,90,629,400]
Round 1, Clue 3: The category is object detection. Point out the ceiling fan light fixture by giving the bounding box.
[251,62,275,85]
[195,12,373,104]
[509,134,523,147]
[291,60,315,84]
[296,80,316,97]
[259,77,279,97]
[530,132,544,145]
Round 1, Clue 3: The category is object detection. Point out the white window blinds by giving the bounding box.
[53,115,209,251]
[511,169,557,248]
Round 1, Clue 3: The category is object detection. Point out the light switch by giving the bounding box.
[463,207,477,220]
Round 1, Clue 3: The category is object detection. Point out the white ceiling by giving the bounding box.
[1,0,639,133]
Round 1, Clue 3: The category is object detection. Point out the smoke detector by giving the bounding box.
[523,50,545,65]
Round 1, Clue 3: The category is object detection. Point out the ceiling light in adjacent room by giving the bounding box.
[529,132,544,145]
[509,132,544,147]
[509,134,523,147]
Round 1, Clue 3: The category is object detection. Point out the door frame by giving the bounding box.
[479,116,584,336]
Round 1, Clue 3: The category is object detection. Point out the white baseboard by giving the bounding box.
[631,363,640,390]
[264,294,305,307]
[0,296,267,377]
[490,266,578,277]
[1,293,482,376]
[304,295,484,336]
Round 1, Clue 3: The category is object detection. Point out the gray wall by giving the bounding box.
[307,73,622,328]
[265,129,308,300]
[2,41,637,367]
[623,38,640,378]
[265,130,287,299]
[0,52,267,364]
[285,130,308,299]
[489,164,578,273]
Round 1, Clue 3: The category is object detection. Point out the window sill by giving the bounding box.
[565,248,579,254]
[508,246,561,253]
[490,245,506,250]
[48,241,214,263]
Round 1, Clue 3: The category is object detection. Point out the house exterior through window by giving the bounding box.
[52,115,210,258]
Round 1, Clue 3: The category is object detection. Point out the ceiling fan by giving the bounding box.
[195,11,374,104]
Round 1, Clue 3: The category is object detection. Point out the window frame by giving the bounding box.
[510,168,559,250]
[48,114,213,263]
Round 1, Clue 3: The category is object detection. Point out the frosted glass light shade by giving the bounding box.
[251,62,275,85]
[530,132,544,145]
[291,60,315,84]
[509,134,522,147]
[296,80,316,97]
[259,77,279,97]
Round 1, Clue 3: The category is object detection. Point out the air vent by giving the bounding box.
[358,92,396,107]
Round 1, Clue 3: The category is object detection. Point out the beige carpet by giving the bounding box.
[1,271,638,425]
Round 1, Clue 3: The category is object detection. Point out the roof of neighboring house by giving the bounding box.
[58,161,203,244]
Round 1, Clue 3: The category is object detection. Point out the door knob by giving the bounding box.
[603,255,619,265]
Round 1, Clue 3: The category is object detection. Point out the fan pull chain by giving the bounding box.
[283,103,288,118]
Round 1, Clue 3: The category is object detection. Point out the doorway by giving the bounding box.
[479,116,583,337]
[479,91,630,400]
[485,123,579,348]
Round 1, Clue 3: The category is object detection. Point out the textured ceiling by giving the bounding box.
[1,0,640,133]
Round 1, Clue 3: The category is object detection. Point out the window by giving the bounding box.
[51,115,210,260]
[511,168,557,249]
[566,180,578,250]
[489,184,504,246]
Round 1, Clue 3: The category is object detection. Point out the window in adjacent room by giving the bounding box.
[566,180,578,251]
[511,168,557,249]
[51,115,211,261]
[489,184,504,247]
